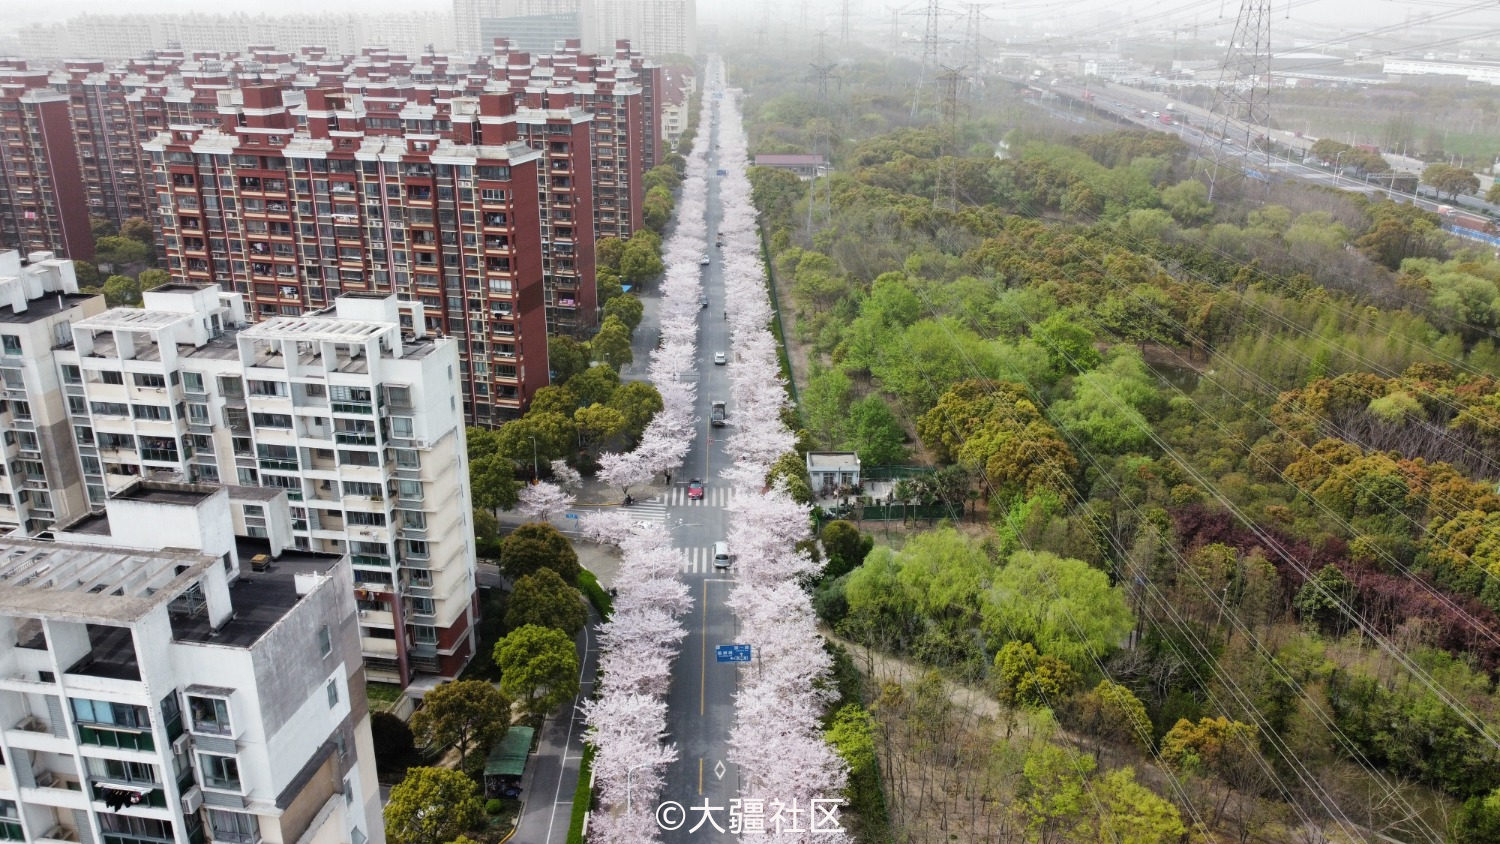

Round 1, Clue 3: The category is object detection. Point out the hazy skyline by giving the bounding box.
[7,0,1500,43]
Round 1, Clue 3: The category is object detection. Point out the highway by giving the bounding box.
[656,104,741,843]
[1033,78,1500,218]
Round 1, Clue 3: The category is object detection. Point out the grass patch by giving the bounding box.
[565,744,596,844]
[366,682,402,705]
[577,570,612,618]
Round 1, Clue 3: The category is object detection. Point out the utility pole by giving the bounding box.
[1205,0,1273,201]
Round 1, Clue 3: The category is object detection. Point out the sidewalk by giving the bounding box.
[509,605,600,844]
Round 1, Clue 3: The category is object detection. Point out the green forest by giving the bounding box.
[730,45,1500,843]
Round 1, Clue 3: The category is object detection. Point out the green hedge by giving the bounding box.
[577,570,613,619]
[565,744,596,844]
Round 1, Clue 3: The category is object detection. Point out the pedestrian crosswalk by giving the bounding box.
[620,496,669,524]
[678,544,736,575]
[661,485,737,507]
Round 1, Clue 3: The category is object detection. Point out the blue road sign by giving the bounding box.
[564,512,579,519]
[715,644,752,663]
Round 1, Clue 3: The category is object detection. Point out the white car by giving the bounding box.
[714,351,727,365]
[698,254,711,265]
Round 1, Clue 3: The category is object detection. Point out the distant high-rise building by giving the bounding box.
[0,63,94,261]
[456,0,695,56]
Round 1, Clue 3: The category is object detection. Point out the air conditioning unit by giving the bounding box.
[180,785,203,815]
[171,733,191,755]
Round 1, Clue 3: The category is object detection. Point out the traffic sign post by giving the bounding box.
[715,644,752,663]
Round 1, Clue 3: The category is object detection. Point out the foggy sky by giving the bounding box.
[8,0,1500,41]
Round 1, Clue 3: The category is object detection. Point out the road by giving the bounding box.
[1032,78,1500,219]
[657,96,743,843]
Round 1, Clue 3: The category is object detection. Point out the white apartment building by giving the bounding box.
[0,251,107,537]
[0,479,382,844]
[53,286,477,686]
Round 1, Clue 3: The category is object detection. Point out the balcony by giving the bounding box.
[36,826,81,844]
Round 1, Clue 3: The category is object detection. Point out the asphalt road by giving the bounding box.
[1036,79,1500,219]
[658,104,744,843]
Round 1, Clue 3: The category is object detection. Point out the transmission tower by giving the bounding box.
[1205,0,1273,201]
[809,31,837,101]
[841,0,852,44]
[934,65,965,210]
[961,3,990,73]
[909,0,954,118]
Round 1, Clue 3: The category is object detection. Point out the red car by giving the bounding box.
[687,479,705,500]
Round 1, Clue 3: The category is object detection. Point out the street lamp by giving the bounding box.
[625,761,654,814]
[527,435,539,482]
[1333,151,1344,187]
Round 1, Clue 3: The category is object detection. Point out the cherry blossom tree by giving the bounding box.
[549,459,582,491]
[582,76,716,843]
[517,481,574,522]
[709,66,850,842]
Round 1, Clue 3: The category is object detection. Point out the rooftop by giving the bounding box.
[0,539,213,624]
[241,315,389,343]
[0,292,97,325]
[114,481,218,506]
[171,539,342,648]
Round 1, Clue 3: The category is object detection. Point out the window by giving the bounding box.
[132,404,172,421]
[133,373,166,389]
[198,753,241,791]
[389,416,414,438]
[394,449,420,469]
[183,371,205,393]
[90,401,128,417]
[61,364,81,384]
[99,370,124,385]
[186,694,231,736]
[207,810,257,844]
[99,816,173,843]
[252,412,293,429]
[86,756,159,785]
[0,800,19,841]
[0,335,20,356]
[397,480,422,501]
[318,625,332,657]
[326,679,339,708]
[72,698,151,728]
[342,481,382,499]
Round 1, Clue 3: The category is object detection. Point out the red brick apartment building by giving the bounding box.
[0,42,675,423]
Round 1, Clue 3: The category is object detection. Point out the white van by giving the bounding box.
[713,541,732,569]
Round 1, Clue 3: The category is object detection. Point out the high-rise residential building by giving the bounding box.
[13,13,458,61]
[456,0,695,57]
[511,93,599,335]
[0,478,384,844]
[0,250,107,537]
[0,63,93,262]
[144,85,551,423]
[50,285,478,685]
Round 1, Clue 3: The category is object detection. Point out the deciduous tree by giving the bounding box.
[499,522,580,582]
[383,767,485,844]
[504,568,587,634]
[408,680,511,768]
[495,624,580,716]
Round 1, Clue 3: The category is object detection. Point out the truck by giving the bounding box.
[711,400,726,427]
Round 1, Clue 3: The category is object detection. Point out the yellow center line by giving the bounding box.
[698,758,704,795]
